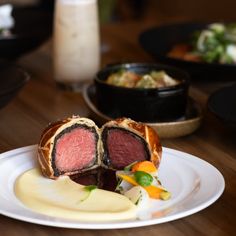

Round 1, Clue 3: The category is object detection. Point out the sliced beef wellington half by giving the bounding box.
[101,118,162,170]
[38,116,101,179]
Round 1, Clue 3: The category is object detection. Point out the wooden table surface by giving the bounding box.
[0,21,235,236]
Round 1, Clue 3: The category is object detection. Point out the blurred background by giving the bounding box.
[2,0,236,24]
[112,0,236,23]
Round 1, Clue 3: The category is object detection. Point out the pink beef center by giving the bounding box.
[107,129,147,169]
[55,128,96,172]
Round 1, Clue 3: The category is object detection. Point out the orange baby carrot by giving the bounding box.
[117,174,138,186]
[144,185,162,199]
[131,161,157,173]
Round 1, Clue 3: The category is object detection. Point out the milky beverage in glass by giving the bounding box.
[53,0,100,91]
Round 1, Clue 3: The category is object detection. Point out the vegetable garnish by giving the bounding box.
[124,161,138,172]
[134,171,153,187]
[117,174,138,186]
[160,190,171,200]
[131,161,157,173]
[79,185,98,202]
[116,161,171,201]
[115,178,123,192]
[84,185,97,192]
[143,185,163,199]
[191,23,236,64]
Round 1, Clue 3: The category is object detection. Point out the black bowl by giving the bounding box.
[0,7,52,59]
[94,63,190,122]
[0,60,30,108]
[208,83,236,128]
[139,22,236,80]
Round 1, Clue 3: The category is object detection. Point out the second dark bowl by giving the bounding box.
[0,7,52,59]
[0,60,30,109]
[94,63,190,122]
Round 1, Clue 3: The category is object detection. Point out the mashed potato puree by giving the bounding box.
[15,168,137,222]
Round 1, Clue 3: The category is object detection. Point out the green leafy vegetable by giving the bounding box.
[191,23,236,64]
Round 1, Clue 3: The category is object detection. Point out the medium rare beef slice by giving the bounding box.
[52,124,99,176]
[38,117,101,179]
[101,118,162,169]
[102,127,149,169]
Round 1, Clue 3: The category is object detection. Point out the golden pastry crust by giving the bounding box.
[102,118,162,168]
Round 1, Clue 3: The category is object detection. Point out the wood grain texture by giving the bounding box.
[0,20,235,236]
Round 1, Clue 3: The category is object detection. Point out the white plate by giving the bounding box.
[0,145,224,229]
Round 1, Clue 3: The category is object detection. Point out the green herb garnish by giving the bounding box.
[115,178,123,192]
[124,161,138,172]
[84,185,97,192]
[79,185,98,202]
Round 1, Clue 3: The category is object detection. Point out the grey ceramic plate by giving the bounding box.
[82,84,203,138]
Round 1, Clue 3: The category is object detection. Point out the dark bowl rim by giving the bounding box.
[0,61,30,96]
[95,62,190,92]
[207,84,236,124]
[0,30,49,41]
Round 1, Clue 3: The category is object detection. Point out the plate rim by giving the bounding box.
[0,145,225,229]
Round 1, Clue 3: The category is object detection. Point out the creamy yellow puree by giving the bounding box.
[15,168,137,222]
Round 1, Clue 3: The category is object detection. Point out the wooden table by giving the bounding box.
[0,21,235,236]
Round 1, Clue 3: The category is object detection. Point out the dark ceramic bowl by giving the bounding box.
[0,60,30,109]
[208,83,236,129]
[94,63,190,122]
[0,7,52,59]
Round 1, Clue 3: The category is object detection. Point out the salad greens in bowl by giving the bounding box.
[189,23,236,64]
[139,22,236,80]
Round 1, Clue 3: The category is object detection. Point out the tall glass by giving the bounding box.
[53,0,100,91]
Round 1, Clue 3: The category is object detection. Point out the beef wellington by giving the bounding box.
[38,116,162,179]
